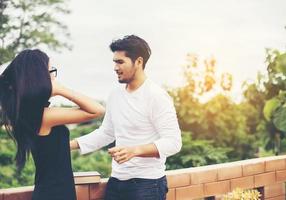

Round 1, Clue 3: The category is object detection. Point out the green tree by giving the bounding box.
[259,49,286,154]
[0,0,71,65]
[240,47,286,156]
[168,54,259,168]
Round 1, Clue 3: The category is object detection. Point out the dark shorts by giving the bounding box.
[104,176,168,200]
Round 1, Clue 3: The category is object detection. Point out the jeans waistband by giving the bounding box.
[110,175,166,184]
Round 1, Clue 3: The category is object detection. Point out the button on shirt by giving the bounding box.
[77,79,182,180]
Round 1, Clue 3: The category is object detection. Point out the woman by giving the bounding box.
[0,49,105,200]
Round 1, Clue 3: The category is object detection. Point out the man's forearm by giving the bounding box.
[108,143,160,164]
[134,143,160,158]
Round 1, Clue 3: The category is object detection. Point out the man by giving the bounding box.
[70,35,182,200]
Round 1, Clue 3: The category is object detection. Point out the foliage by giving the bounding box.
[263,51,286,133]
[0,128,35,188]
[0,0,71,64]
[166,133,231,169]
[168,54,259,166]
[172,54,232,102]
[243,49,286,155]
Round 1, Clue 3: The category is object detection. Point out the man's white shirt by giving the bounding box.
[77,78,182,180]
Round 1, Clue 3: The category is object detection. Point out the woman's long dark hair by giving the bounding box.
[0,49,52,170]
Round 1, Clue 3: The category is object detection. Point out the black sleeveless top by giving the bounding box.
[31,125,76,200]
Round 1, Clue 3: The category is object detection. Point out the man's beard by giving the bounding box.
[118,70,136,84]
[119,79,128,83]
[118,77,133,84]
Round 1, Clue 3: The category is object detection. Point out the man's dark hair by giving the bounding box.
[109,35,151,69]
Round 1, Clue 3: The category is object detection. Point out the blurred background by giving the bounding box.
[1,0,286,189]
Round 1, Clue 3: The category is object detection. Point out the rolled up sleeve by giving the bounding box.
[151,91,182,158]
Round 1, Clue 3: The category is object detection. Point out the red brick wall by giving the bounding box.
[166,156,286,199]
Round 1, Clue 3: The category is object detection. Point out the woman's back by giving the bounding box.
[31,125,76,200]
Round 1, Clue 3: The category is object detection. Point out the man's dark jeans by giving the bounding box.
[104,176,168,200]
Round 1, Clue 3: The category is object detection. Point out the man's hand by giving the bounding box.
[70,139,79,150]
[108,146,138,164]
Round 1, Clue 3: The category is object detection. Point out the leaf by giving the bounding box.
[263,98,281,121]
[273,106,286,132]
[275,53,286,74]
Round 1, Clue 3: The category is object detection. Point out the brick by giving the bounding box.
[266,159,286,172]
[243,162,265,176]
[254,172,276,187]
[265,195,286,200]
[90,181,107,200]
[190,169,217,184]
[2,186,33,200]
[265,183,285,198]
[76,185,89,200]
[166,188,175,200]
[204,180,231,196]
[218,165,242,180]
[276,170,286,182]
[230,176,254,190]
[4,192,32,200]
[167,173,190,188]
[176,184,204,199]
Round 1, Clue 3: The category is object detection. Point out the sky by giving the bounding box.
[44,0,286,103]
